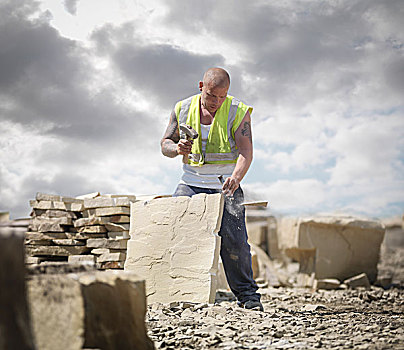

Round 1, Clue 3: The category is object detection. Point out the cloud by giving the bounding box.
[63,0,78,15]
[91,23,226,109]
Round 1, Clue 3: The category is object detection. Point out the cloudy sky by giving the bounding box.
[1,0,403,219]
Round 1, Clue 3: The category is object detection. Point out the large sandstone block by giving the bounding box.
[278,216,385,283]
[125,193,224,304]
[27,269,154,350]
[0,227,35,350]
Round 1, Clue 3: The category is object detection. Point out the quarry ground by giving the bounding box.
[146,231,404,350]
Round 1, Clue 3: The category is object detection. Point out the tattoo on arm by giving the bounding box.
[161,110,180,157]
[241,121,252,144]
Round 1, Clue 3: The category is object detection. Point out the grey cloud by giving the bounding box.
[64,0,79,15]
[163,0,404,106]
[92,25,226,108]
[0,1,155,146]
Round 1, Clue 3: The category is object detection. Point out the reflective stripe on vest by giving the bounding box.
[175,94,252,166]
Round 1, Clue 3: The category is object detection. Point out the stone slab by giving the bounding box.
[278,215,385,283]
[30,200,83,212]
[97,252,126,262]
[66,232,107,240]
[25,245,90,257]
[31,209,77,219]
[125,193,224,304]
[25,239,53,246]
[87,238,128,249]
[104,222,130,232]
[25,232,68,240]
[52,239,85,246]
[344,273,371,289]
[78,225,107,233]
[82,207,130,217]
[27,270,153,349]
[83,196,135,209]
[91,248,110,255]
[97,261,125,269]
[0,227,36,350]
[68,255,96,264]
[313,278,341,290]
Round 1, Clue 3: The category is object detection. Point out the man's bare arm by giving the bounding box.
[222,111,253,195]
[161,110,180,158]
[160,110,193,158]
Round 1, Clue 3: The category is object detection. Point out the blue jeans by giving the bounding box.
[173,184,260,303]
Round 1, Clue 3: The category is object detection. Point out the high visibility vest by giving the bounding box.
[175,94,252,166]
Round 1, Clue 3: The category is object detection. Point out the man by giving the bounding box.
[160,67,263,311]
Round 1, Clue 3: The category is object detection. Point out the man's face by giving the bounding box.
[199,81,228,114]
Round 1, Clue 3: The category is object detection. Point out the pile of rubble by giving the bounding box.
[25,192,135,270]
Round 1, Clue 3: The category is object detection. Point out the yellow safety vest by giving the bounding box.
[175,94,252,166]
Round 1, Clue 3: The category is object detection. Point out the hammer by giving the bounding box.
[179,123,198,164]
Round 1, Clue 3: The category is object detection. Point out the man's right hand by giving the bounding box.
[177,139,193,156]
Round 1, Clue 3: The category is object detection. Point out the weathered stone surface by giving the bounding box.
[125,193,224,304]
[313,279,341,290]
[344,273,371,289]
[87,238,128,249]
[25,245,90,257]
[32,209,77,218]
[91,248,110,255]
[27,269,153,350]
[30,200,83,212]
[0,227,35,350]
[29,217,73,232]
[35,192,61,201]
[52,239,85,246]
[247,221,268,249]
[25,239,53,246]
[78,225,107,233]
[97,252,126,262]
[25,231,67,240]
[27,274,85,350]
[104,222,130,231]
[278,215,385,283]
[68,255,96,264]
[66,232,107,239]
[79,271,154,350]
[83,206,130,217]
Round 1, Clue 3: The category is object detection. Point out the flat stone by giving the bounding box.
[91,248,110,255]
[97,252,126,262]
[25,239,53,246]
[83,207,130,217]
[104,222,130,232]
[125,193,224,304]
[31,217,73,226]
[78,225,107,233]
[66,232,107,240]
[25,232,67,240]
[25,245,90,257]
[30,200,83,212]
[32,209,77,219]
[52,239,85,246]
[35,192,61,201]
[344,273,371,289]
[0,228,36,350]
[68,255,96,264]
[86,238,128,249]
[278,215,385,283]
[313,279,341,290]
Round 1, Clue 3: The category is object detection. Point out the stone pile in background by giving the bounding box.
[25,192,135,270]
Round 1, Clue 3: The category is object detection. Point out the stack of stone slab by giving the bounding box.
[26,193,136,270]
[26,193,87,264]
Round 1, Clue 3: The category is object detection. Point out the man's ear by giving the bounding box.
[198,81,203,91]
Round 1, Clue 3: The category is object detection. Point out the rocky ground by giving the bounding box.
[145,229,404,350]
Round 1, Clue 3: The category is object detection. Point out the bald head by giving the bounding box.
[203,68,230,89]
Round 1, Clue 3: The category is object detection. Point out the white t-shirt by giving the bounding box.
[180,124,235,189]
